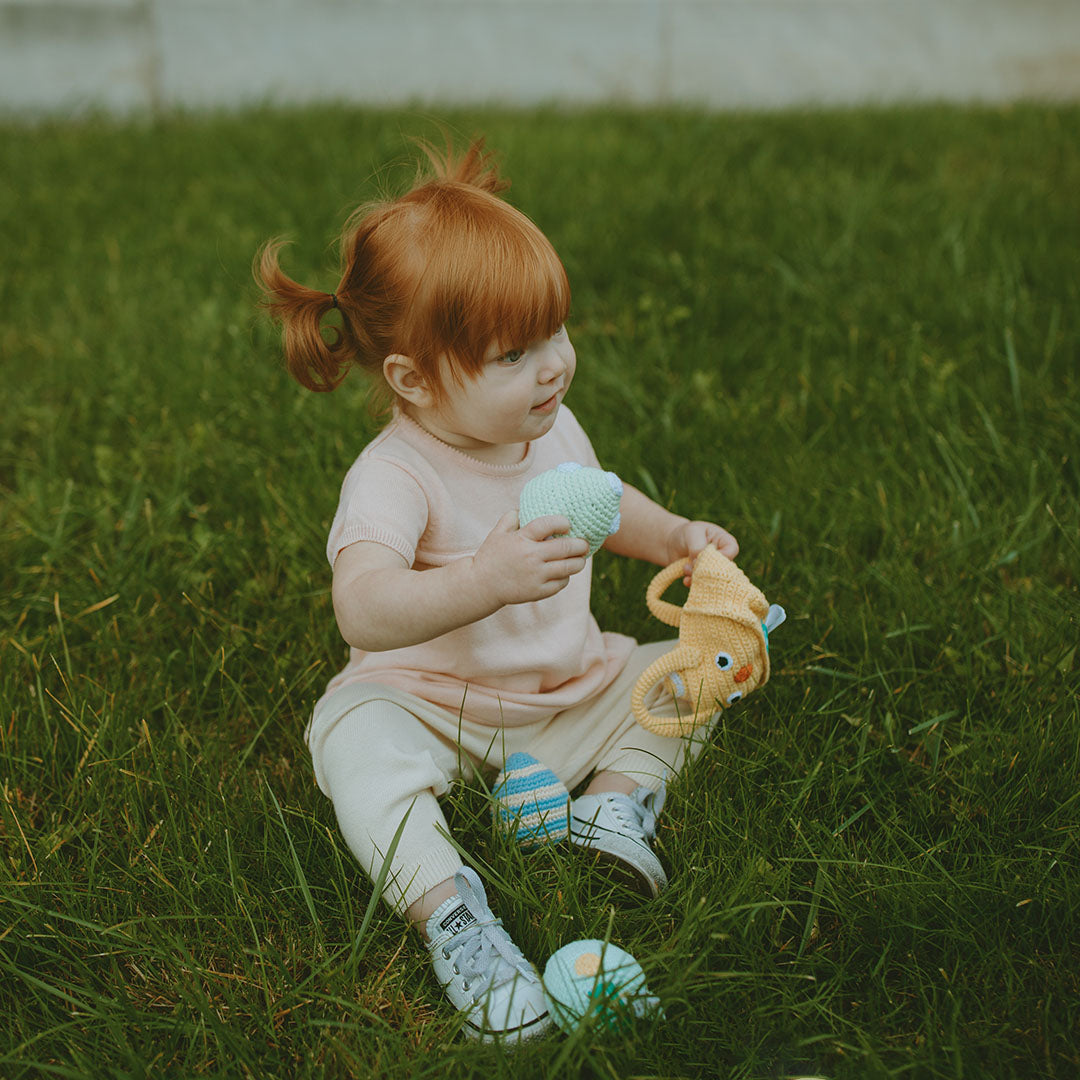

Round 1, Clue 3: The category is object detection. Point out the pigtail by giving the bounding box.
[255,239,352,392]
[414,135,509,194]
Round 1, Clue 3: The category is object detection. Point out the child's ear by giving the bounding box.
[383,354,435,408]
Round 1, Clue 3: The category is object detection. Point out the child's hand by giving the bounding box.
[473,511,590,606]
[665,520,739,585]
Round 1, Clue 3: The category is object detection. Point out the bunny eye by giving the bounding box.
[715,652,734,671]
[726,691,743,704]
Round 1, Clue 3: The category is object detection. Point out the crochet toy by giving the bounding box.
[491,751,570,849]
[519,462,622,556]
[631,544,786,737]
[542,939,663,1034]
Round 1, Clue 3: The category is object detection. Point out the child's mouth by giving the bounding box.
[531,391,560,414]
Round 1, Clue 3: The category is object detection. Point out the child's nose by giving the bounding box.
[536,340,568,381]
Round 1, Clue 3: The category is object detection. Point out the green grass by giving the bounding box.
[1,103,1078,1079]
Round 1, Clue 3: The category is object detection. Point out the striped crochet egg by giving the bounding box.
[519,462,623,556]
[491,752,570,849]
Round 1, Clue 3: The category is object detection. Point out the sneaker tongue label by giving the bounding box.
[439,903,476,936]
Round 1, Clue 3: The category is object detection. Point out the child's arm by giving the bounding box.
[604,483,739,581]
[332,512,590,652]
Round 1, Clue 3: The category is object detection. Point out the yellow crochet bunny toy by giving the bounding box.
[631,544,786,737]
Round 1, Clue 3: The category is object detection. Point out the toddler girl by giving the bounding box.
[257,139,738,1042]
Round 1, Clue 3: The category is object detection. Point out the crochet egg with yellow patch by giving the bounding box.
[542,939,663,1034]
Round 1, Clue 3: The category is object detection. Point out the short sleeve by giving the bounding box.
[326,457,429,568]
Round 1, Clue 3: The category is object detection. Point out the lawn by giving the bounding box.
[1,104,1078,1079]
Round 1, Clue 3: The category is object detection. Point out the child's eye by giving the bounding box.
[497,348,525,365]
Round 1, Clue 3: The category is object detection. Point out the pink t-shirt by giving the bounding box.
[316,406,635,726]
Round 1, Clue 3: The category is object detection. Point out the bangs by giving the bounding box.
[399,182,571,385]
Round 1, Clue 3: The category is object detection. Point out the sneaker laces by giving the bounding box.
[442,869,534,1001]
[603,782,667,842]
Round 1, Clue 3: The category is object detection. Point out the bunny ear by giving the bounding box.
[748,585,770,620]
[645,559,689,628]
[632,646,713,737]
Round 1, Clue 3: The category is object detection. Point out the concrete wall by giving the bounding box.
[2,0,1079,115]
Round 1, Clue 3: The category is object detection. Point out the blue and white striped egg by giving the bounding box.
[491,752,570,849]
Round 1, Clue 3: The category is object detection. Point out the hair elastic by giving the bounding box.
[329,293,339,310]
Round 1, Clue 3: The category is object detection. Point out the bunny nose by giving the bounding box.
[734,664,752,684]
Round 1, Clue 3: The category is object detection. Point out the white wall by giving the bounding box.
[2,0,1079,115]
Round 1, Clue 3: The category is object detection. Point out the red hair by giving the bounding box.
[255,139,571,398]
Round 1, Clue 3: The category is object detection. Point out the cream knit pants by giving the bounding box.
[310,640,712,914]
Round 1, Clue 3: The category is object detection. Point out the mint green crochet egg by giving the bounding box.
[518,463,623,556]
[542,939,663,1034]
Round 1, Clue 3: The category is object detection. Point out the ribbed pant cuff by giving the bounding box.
[594,751,672,794]
[384,847,467,917]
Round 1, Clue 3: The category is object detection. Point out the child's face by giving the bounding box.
[420,327,576,462]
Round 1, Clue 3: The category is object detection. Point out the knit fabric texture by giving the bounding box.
[518,462,622,556]
[491,752,570,848]
[631,544,784,736]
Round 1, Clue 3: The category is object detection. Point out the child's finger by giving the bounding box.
[711,526,739,559]
[543,535,589,561]
[518,514,572,540]
[545,554,589,579]
[493,509,522,533]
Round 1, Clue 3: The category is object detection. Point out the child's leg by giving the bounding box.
[406,878,460,933]
[318,697,469,916]
[527,640,705,793]
[583,770,639,796]
[315,694,551,1041]
[525,641,717,896]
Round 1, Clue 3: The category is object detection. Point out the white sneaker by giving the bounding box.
[569,784,668,898]
[424,867,552,1042]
